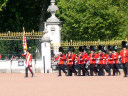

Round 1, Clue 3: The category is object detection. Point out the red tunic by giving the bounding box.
[0,54,2,59]
[97,53,104,64]
[77,53,85,64]
[72,54,76,61]
[22,53,32,67]
[103,53,107,65]
[120,50,128,64]
[88,53,98,64]
[83,53,88,63]
[113,52,118,64]
[107,54,114,64]
[55,54,65,65]
[66,54,74,65]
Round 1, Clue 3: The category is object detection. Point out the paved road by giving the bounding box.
[0,72,127,96]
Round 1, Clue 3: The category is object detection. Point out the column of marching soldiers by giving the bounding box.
[54,41,128,77]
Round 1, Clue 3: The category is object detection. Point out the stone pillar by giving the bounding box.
[44,0,62,55]
[45,22,62,55]
[41,32,52,73]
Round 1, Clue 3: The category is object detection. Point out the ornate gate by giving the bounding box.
[0,28,44,60]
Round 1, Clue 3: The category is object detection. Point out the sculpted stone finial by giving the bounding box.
[51,0,55,3]
[47,0,60,22]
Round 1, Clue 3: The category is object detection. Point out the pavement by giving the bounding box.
[0,72,128,96]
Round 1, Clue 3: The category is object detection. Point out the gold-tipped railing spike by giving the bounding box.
[0,30,44,40]
[53,39,125,49]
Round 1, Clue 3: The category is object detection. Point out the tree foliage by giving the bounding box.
[0,0,50,57]
[0,0,8,11]
[56,0,128,41]
[0,0,50,32]
[0,0,128,56]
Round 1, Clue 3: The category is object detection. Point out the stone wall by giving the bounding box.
[0,59,44,73]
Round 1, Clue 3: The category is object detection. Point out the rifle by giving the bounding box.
[59,54,63,60]
[91,53,95,59]
[109,53,112,60]
[79,53,83,61]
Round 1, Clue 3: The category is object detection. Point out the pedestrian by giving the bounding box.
[113,45,120,76]
[107,46,114,76]
[88,46,98,76]
[66,47,76,76]
[70,47,77,75]
[102,47,109,75]
[77,46,86,76]
[119,41,128,77]
[54,47,67,76]
[83,46,89,76]
[22,49,34,77]
[97,45,104,76]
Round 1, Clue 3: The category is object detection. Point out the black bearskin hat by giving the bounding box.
[122,41,127,48]
[79,46,84,52]
[108,45,113,51]
[59,47,64,52]
[98,45,103,51]
[90,46,95,51]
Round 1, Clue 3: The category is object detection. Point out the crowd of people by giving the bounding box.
[53,41,128,77]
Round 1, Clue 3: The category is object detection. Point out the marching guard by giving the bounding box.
[77,46,86,76]
[54,47,67,76]
[22,49,34,77]
[97,45,104,76]
[113,45,120,76]
[120,41,128,77]
[70,47,78,75]
[102,47,109,75]
[88,46,98,76]
[83,46,89,76]
[107,46,115,76]
[66,47,77,76]
[52,43,128,77]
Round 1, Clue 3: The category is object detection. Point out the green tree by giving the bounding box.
[0,0,50,32]
[56,0,128,41]
[0,0,8,11]
[0,0,50,57]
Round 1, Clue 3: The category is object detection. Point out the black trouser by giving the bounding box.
[98,64,104,76]
[84,63,89,75]
[103,64,109,75]
[114,64,120,75]
[122,63,128,77]
[78,64,86,76]
[25,66,33,77]
[67,65,74,76]
[94,64,98,75]
[90,64,95,76]
[72,64,77,75]
[108,64,114,76]
[58,65,67,76]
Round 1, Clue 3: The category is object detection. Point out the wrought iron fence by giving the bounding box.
[51,39,127,54]
[0,30,43,40]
